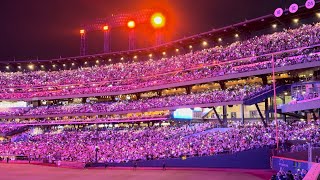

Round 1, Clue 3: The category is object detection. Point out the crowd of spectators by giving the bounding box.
[271,169,308,180]
[0,125,25,135]
[0,23,319,99]
[0,84,271,118]
[290,91,320,104]
[0,121,318,164]
[0,111,170,125]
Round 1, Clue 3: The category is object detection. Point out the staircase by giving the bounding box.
[4,125,29,136]
[244,85,290,105]
[276,109,306,120]
[201,108,214,119]
[184,127,231,138]
[280,97,320,113]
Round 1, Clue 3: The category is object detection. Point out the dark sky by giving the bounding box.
[0,0,309,61]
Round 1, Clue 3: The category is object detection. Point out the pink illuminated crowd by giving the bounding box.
[0,23,319,99]
[0,125,25,135]
[291,90,320,103]
[0,111,170,125]
[0,84,270,118]
[0,121,318,163]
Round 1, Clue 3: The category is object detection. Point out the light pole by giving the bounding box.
[127,20,136,50]
[80,29,86,56]
[272,54,279,150]
[103,25,111,53]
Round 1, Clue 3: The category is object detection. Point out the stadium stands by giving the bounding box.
[0,84,270,118]
[0,121,318,164]
[0,23,318,99]
[0,12,319,175]
[0,111,170,125]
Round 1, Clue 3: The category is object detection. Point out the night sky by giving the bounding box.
[0,0,310,61]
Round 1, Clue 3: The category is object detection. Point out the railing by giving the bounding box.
[0,101,243,119]
[0,117,168,126]
[272,143,320,162]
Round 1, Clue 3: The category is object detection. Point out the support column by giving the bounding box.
[281,96,286,122]
[241,104,245,125]
[270,97,274,119]
[305,111,308,121]
[311,110,317,121]
[219,81,227,126]
[219,81,226,90]
[223,106,227,125]
[136,93,141,100]
[186,86,191,95]
[261,76,268,85]
[212,107,223,126]
[82,97,87,104]
[264,98,269,124]
[255,103,267,127]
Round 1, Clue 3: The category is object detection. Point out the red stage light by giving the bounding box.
[127,20,136,29]
[103,25,109,31]
[151,12,165,28]
[80,29,85,34]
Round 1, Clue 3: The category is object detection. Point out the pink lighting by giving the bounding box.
[305,0,315,9]
[289,3,299,13]
[274,8,283,17]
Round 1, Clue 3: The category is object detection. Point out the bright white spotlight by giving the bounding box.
[272,24,277,28]
[202,41,208,46]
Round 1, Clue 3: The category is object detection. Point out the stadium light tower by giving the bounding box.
[151,12,165,28]
[80,29,87,56]
[151,12,166,46]
[127,20,136,50]
[103,25,111,53]
[80,9,163,54]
